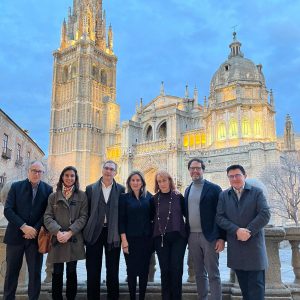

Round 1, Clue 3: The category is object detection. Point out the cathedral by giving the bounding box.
[48,0,298,192]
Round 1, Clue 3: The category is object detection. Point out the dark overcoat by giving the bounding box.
[44,190,88,263]
[216,183,270,271]
[4,179,52,245]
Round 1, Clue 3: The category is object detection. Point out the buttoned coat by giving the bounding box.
[4,179,53,245]
[216,183,270,271]
[44,190,88,263]
[184,180,226,242]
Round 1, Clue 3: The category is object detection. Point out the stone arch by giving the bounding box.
[71,62,77,78]
[217,122,226,140]
[92,65,99,81]
[229,119,238,138]
[145,125,153,141]
[101,69,107,85]
[254,119,262,137]
[144,168,157,194]
[62,65,69,82]
[157,120,167,139]
[242,118,250,137]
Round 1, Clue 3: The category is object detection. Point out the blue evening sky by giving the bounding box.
[0,0,299,154]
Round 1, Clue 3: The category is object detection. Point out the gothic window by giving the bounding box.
[92,65,99,81]
[145,125,153,141]
[101,69,107,85]
[62,66,69,82]
[254,119,262,136]
[229,119,238,138]
[242,118,250,137]
[71,63,77,78]
[158,121,167,139]
[217,122,226,140]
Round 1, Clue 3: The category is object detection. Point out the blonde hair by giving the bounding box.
[154,170,176,193]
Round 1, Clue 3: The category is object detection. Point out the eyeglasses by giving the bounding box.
[227,174,243,180]
[103,166,116,172]
[30,169,44,175]
[189,167,202,171]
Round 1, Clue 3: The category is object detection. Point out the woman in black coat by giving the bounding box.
[119,170,153,300]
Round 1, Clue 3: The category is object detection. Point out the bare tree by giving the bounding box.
[42,158,59,189]
[262,153,300,225]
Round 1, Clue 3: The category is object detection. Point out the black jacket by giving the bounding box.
[4,179,53,245]
[184,179,226,242]
[119,192,152,237]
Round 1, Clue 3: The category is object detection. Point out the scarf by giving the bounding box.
[62,184,74,200]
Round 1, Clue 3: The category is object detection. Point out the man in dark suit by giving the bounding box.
[216,165,270,300]
[83,160,125,300]
[184,158,226,300]
[3,160,53,300]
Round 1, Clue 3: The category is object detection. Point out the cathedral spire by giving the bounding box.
[228,32,244,58]
[60,19,68,50]
[160,81,165,96]
[270,89,274,106]
[284,114,295,151]
[108,24,113,52]
[59,0,112,53]
[103,10,106,40]
[185,84,189,98]
[193,86,198,102]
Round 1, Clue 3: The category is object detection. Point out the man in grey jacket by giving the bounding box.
[84,160,125,300]
[216,164,270,300]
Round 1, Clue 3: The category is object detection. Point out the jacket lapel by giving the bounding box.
[200,180,209,203]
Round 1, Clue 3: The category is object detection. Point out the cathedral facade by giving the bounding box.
[49,0,298,191]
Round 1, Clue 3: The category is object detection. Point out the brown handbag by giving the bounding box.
[38,226,52,254]
[38,194,57,254]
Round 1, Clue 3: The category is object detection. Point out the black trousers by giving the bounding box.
[235,269,265,300]
[124,236,153,300]
[154,232,187,300]
[3,240,43,300]
[52,261,78,300]
[86,227,121,300]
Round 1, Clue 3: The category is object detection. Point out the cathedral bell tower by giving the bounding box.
[48,0,120,187]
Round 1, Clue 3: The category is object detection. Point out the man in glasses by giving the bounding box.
[3,160,53,300]
[216,164,270,300]
[84,160,125,300]
[184,158,226,300]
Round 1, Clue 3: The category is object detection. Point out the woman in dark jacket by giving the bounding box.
[44,166,88,300]
[152,170,187,300]
[119,170,153,300]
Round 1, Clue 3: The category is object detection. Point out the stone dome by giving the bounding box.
[210,34,266,91]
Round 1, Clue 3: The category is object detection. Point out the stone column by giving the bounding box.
[285,226,300,299]
[187,250,195,283]
[265,226,292,299]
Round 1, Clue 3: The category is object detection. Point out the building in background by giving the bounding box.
[0,109,44,191]
[48,0,299,196]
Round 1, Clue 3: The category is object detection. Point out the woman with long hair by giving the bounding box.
[44,166,88,300]
[119,170,153,300]
[152,170,187,300]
